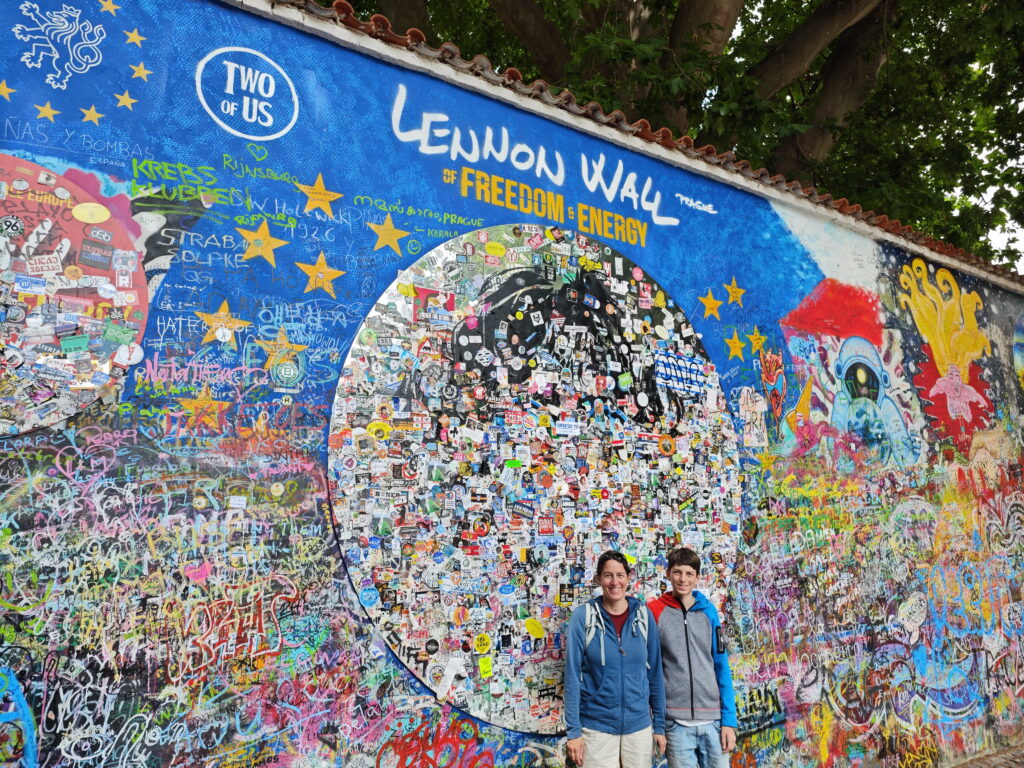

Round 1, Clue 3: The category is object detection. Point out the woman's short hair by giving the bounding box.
[597,550,631,576]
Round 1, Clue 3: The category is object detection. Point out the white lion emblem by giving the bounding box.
[13,2,105,90]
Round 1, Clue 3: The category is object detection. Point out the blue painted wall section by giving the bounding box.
[0,2,1020,767]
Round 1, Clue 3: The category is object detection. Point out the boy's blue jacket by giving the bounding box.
[563,596,666,739]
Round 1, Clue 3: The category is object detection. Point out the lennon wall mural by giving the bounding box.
[0,1,1020,768]
[329,224,739,733]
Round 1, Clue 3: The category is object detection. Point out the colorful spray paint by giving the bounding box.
[0,2,1019,767]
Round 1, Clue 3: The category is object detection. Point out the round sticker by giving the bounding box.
[0,215,24,239]
[72,202,111,223]
[524,618,545,639]
[473,634,492,654]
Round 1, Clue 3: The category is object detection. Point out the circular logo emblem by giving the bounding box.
[0,215,24,239]
[195,47,299,141]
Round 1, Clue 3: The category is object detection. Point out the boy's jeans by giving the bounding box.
[664,720,727,768]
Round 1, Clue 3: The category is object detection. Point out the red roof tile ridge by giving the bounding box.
[311,0,1018,286]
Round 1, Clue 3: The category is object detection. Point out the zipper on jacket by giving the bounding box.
[682,604,695,719]
[617,605,626,732]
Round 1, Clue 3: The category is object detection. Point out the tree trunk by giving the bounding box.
[660,0,744,136]
[668,0,744,56]
[486,0,571,83]
[772,0,897,184]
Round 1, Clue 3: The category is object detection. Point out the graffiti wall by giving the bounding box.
[0,1,1020,767]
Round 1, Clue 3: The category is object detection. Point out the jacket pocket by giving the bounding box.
[581,669,608,704]
[624,670,647,703]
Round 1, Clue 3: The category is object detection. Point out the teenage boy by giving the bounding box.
[648,547,737,768]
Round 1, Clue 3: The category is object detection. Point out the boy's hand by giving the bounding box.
[721,725,737,752]
[567,736,585,765]
[654,734,667,755]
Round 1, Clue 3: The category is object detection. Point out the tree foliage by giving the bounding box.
[334,0,1024,265]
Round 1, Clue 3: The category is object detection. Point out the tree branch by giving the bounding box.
[485,0,571,83]
[749,0,883,99]
[377,0,432,40]
[772,0,897,183]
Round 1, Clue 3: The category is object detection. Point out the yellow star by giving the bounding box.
[124,28,146,46]
[747,326,767,353]
[99,0,121,14]
[236,219,289,267]
[725,330,746,361]
[114,90,137,110]
[723,276,746,306]
[34,102,60,122]
[295,173,344,217]
[130,62,152,81]
[785,378,814,436]
[296,251,346,298]
[368,213,409,255]
[255,327,308,370]
[194,300,252,349]
[697,289,723,320]
[80,105,104,124]
[177,385,232,431]
[0,81,15,101]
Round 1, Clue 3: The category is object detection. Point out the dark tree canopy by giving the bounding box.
[335,0,1024,266]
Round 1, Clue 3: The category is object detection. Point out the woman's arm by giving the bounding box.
[563,607,585,740]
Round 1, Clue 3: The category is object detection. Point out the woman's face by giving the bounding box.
[599,560,629,602]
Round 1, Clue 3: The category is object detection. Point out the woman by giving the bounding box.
[564,550,667,767]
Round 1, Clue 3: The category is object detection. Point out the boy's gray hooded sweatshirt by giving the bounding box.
[648,590,738,727]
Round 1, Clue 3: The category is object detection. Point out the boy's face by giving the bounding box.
[668,564,698,601]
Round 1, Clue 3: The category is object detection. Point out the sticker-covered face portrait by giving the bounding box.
[0,153,148,435]
[328,224,740,733]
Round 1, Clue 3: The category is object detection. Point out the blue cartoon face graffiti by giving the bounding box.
[830,336,919,467]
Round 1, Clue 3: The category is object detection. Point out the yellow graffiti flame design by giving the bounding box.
[898,258,990,381]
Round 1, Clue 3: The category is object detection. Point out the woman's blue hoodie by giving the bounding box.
[563,596,666,739]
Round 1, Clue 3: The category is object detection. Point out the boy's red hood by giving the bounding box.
[648,590,712,622]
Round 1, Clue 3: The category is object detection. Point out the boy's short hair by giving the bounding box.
[597,550,631,576]
[666,547,701,575]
